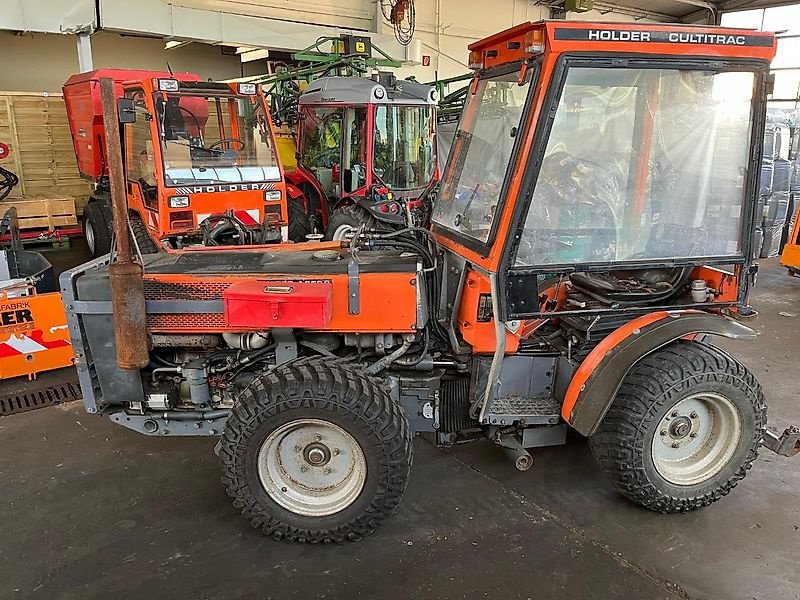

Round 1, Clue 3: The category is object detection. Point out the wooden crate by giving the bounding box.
[0,92,92,213]
[0,195,78,230]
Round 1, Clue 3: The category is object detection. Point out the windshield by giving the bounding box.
[514,67,756,267]
[156,93,280,186]
[374,105,436,190]
[432,70,532,242]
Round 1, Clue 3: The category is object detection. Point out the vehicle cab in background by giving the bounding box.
[64,70,289,256]
[287,74,439,240]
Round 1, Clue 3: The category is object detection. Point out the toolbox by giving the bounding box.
[223,280,333,329]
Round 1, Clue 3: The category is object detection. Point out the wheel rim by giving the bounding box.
[85,220,95,254]
[257,418,367,516]
[651,392,742,486]
[331,223,355,241]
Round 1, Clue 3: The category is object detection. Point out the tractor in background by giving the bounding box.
[63,69,295,257]
[252,36,440,240]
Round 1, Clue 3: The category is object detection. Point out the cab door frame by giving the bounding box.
[495,53,772,322]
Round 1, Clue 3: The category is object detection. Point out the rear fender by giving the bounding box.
[563,310,756,436]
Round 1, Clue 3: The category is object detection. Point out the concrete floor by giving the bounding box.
[0,252,798,600]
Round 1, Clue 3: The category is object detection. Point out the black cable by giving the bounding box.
[394,327,430,367]
[0,166,19,201]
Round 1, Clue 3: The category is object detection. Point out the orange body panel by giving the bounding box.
[457,269,519,354]
[143,272,419,334]
[781,205,800,270]
[0,291,73,380]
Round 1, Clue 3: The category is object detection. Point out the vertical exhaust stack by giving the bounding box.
[99,78,150,370]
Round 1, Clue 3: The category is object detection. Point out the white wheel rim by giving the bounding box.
[85,220,95,254]
[257,418,367,516]
[331,223,355,241]
[651,392,742,486]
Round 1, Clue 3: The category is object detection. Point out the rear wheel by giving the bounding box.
[129,213,160,254]
[287,196,312,242]
[325,205,378,241]
[83,202,111,258]
[589,341,765,513]
[219,358,413,542]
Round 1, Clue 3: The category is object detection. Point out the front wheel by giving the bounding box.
[129,213,160,254]
[219,358,413,542]
[589,341,766,513]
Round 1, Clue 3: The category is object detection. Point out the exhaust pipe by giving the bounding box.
[100,77,149,370]
[497,433,534,472]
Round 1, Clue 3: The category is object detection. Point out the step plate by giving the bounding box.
[485,396,561,426]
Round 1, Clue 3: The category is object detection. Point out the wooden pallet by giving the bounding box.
[0,195,78,230]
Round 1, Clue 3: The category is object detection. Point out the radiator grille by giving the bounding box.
[439,378,475,434]
[146,312,226,331]
[143,280,232,301]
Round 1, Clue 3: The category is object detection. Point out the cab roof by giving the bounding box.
[468,20,777,70]
[298,76,437,106]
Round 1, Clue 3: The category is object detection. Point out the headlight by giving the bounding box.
[168,196,190,208]
[238,83,257,95]
[264,190,282,201]
[158,79,179,92]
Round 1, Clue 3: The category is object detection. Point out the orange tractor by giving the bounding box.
[64,70,299,257]
[64,21,799,543]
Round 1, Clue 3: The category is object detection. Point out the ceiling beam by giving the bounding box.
[539,0,679,22]
[668,0,718,10]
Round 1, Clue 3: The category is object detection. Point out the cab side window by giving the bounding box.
[124,89,157,203]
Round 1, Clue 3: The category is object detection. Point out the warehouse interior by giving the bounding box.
[1,1,799,599]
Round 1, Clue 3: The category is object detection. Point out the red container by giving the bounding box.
[223,280,333,329]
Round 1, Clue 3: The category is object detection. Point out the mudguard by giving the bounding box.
[563,310,756,437]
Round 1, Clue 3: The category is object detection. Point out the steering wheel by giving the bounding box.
[308,148,339,169]
[209,138,246,151]
[386,162,417,186]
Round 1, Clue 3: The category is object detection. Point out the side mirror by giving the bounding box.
[117,98,136,124]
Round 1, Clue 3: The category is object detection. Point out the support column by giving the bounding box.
[77,32,93,73]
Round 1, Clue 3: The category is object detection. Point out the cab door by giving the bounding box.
[122,87,161,236]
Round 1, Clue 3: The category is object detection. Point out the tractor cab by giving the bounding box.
[433,21,772,337]
[64,71,289,256]
[288,74,438,240]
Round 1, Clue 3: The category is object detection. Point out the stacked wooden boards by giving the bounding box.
[0,92,91,212]
[0,195,78,231]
